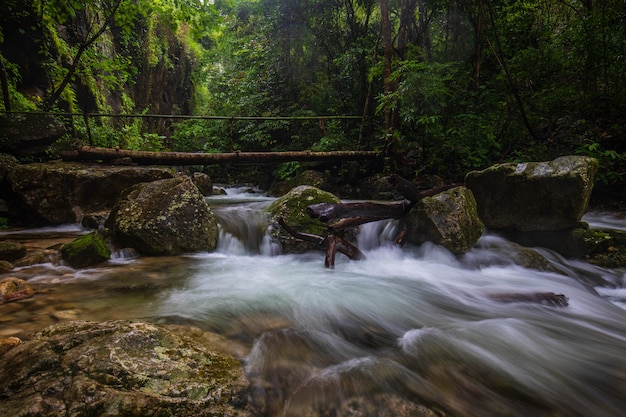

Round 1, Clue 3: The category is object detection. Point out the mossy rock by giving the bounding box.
[267,185,351,253]
[0,240,26,262]
[0,321,253,416]
[106,176,218,255]
[404,186,484,254]
[61,231,111,268]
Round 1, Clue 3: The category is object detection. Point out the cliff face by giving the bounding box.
[0,0,195,136]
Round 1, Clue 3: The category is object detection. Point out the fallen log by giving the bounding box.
[307,200,413,222]
[62,146,381,165]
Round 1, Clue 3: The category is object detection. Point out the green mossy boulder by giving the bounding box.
[267,185,348,253]
[61,231,111,268]
[404,186,484,254]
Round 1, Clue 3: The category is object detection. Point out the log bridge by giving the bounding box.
[62,146,382,165]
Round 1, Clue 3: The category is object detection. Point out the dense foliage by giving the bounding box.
[0,0,625,185]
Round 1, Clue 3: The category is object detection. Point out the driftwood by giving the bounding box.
[488,292,569,307]
[278,217,365,268]
[62,146,381,165]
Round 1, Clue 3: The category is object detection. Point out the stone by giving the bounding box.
[0,240,26,262]
[465,155,598,232]
[106,176,219,255]
[191,172,213,196]
[0,321,252,416]
[0,336,21,356]
[61,231,111,268]
[269,170,332,197]
[267,185,350,253]
[6,162,174,224]
[0,260,13,273]
[0,277,34,301]
[404,186,484,254]
[0,114,66,156]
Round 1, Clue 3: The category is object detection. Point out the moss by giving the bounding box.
[267,185,340,237]
[61,231,111,268]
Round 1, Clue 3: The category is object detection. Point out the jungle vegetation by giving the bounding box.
[0,0,625,188]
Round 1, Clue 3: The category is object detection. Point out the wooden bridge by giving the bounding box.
[62,146,382,165]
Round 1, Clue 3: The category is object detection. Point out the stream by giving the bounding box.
[1,187,626,416]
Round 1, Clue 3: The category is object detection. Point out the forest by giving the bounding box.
[0,0,625,195]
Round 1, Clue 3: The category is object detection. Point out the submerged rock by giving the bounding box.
[61,231,111,268]
[465,155,598,232]
[106,175,218,255]
[404,186,484,254]
[0,321,252,416]
[0,277,34,301]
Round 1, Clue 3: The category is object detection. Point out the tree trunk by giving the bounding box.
[62,146,381,165]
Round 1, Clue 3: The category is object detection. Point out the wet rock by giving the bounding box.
[0,320,253,416]
[267,186,352,253]
[465,155,598,231]
[404,186,484,254]
[106,176,219,255]
[6,162,174,224]
[583,229,626,268]
[61,231,111,268]
[191,171,213,196]
[0,336,21,356]
[0,277,34,301]
[0,114,66,157]
[0,240,27,262]
[0,260,13,273]
[269,170,332,197]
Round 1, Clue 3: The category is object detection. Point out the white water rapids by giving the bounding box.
[2,187,626,416]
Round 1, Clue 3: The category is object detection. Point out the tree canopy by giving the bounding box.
[0,0,625,185]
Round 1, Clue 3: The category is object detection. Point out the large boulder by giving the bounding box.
[404,186,484,254]
[0,320,252,416]
[0,114,66,156]
[5,162,174,224]
[106,176,218,255]
[267,185,352,253]
[465,155,598,232]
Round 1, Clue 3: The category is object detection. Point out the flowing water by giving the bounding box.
[1,188,626,416]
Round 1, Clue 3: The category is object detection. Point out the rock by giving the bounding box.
[0,153,19,182]
[106,176,219,255]
[0,260,13,273]
[191,172,213,196]
[0,337,21,356]
[0,114,66,156]
[61,231,111,268]
[269,170,332,197]
[465,155,598,231]
[404,186,484,254]
[0,240,26,261]
[583,229,626,268]
[6,162,174,224]
[0,277,34,301]
[0,321,253,416]
[267,186,348,253]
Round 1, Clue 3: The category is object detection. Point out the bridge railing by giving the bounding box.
[2,111,371,153]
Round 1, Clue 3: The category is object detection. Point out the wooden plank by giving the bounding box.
[62,146,382,165]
